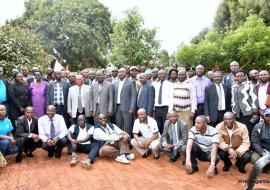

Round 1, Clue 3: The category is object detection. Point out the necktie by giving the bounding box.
[172,124,177,145]
[217,84,223,110]
[50,118,55,138]
[78,87,83,113]
[158,81,163,104]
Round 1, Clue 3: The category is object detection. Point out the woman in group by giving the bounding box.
[29,70,48,118]
[8,72,31,130]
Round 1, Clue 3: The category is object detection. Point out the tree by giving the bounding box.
[156,49,170,66]
[0,24,50,77]
[16,0,112,70]
[109,8,160,68]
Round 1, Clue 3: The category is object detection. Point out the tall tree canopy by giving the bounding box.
[15,0,112,70]
[0,24,50,76]
[109,8,160,68]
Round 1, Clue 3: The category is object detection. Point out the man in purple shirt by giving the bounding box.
[189,65,212,121]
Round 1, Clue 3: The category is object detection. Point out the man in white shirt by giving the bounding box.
[131,108,161,159]
[67,115,100,169]
[256,70,270,115]
[38,105,68,158]
[93,114,134,164]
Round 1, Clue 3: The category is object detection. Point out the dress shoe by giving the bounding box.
[48,151,54,158]
[236,161,246,174]
[188,166,199,175]
[170,153,180,162]
[55,149,62,159]
[27,152,34,157]
[142,149,151,158]
[222,161,232,172]
[214,167,218,175]
[16,155,22,163]
[154,154,160,160]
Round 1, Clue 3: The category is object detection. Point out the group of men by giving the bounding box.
[0,60,269,177]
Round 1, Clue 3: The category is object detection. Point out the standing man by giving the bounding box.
[130,66,141,92]
[67,75,91,124]
[160,111,188,162]
[137,73,155,116]
[90,70,114,122]
[173,69,196,129]
[114,68,137,136]
[249,70,259,86]
[111,67,119,84]
[185,115,219,176]
[204,71,231,127]
[15,106,41,162]
[38,105,68,158]
[153,69,173,134]
[256,70,270,115]
[232,69,258,137]
[131,109,161,159]
[46,70,71,125]
[216,112,250,173]
[223,61,240,87]
[189,65,212,119]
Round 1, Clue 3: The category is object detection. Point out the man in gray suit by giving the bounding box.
[90,70,114,123]
[160,111,188,163]
[46,70,71,125]
[67,75,91,124]
[137,73,155,116]
[114,68,137,136]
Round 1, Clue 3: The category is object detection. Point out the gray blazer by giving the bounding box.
[46,81,71,111]
[161,119,188,149]
[90,81,114,116]
[114,78,137,112]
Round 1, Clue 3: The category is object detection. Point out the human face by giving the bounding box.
[213,72,223,84]
[137,110,147,123]
[89,71,96,80]
[111,69,118,78]
[264,114,270,125]
[46,106,56,119]
[15,73,24,83]
[21,67,29,77]
[195,65,204,77]
[158,70,166,81]
[54,71,62,81]
[170,71,177,80]
[230,61,239,72]
[25,108,34,119]
[195,117,206,134]
[139,75,147,85]
[259,70,269,83]
[34,72,42,82]
[178,71,187,82]
[0,105,6,118]
[235,72,246,84]
[98,114,107,126]
[249,70,259,81]
[130,69,138,78]
[75,75,84,86]
[69,73,76,84]
[118,68,127,80]
[96,71,104,83]
[169,113,177,124]
[223,114,234,129]
[77,116,86,128]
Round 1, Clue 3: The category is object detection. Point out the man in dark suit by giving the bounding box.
[160,111,188,162]
[114,68,137,136]
[90,70,114,122]
[137,73,155,116]
[204,71,232,127]
[46,70,71,125]
[15,106,41,162]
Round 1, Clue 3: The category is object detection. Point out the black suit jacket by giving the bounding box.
[204,83,232,123]
[137,82,155,116]
[15,115,39,139]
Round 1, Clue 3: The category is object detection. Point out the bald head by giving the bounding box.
[223,112,235,128]
[75,74,84,86]
[230,61,239,72]
[158,69,166,81]
[195,65,204,77]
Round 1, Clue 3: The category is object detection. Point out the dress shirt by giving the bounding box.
[189,76,212,104]
[154,80,173,110]
[258,83,268,110]
[117,78,126,104]
[215,83,226,111]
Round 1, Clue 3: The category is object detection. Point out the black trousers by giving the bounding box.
[210,110,226,127]
[219,149,250,167]
[190,143,219,169]
[194,104,204,124]
[42,137,67,155]
[71,143,101,163]
[155,106,168,134]
[236,113,255,139]
[16,137,41,155]
[55,105,69,126]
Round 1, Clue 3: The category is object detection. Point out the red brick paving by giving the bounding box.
[0,148,269,190]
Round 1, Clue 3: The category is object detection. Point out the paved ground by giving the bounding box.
[0,148,269,190]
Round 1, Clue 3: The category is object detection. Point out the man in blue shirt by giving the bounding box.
[0,67,9,111]
[0,105,18,158]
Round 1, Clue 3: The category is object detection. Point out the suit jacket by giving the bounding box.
[137,82,155,115]
[15,115,39,138]
[161,119,188,149]
[90,81,114,116]
[114,78,137,112]
[204,83,231,123]
[67,84,91,118]
[46,80,71,111]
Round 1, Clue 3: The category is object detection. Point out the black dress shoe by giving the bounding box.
[16,155,22,163]
[27,152,34,157]
[55,149,62,159]
[236,161,246,174]
[170,153,180,162]
[223,161,232,172]
[154,155,160,160]
[48,151,54,158]
[142,149,151,158]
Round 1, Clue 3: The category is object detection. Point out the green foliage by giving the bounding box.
[109,8,160,68]
[17,0,112,70]
[176,16,270,71]
[0,24,50,77]
[156,49,170,66]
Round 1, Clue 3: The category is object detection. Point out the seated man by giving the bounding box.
[0,105,18,159]
[216,112,250,173]
[160,111,188,162]
[93,114,134,164]
[251,108,270,174]
[185,115,219,177]
[131,108,161,159]
[68,115,100,169]
[15,106,42,162]
[38,105,68,158]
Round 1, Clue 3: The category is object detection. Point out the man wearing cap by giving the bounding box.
[130,66,141,92]
[251,108,270,174]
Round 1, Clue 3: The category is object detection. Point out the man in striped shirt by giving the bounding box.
[185,115,219,177]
